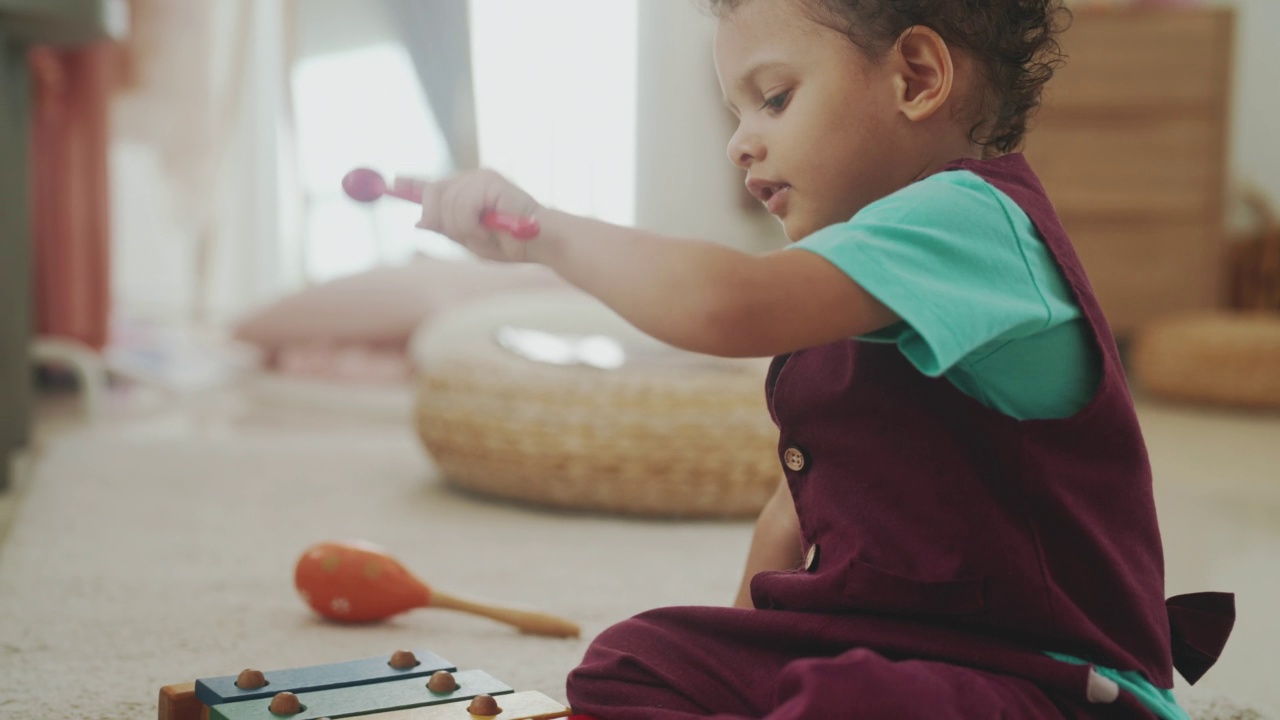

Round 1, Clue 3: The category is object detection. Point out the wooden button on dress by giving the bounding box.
[783,446,806,472]
[805,543,819,571]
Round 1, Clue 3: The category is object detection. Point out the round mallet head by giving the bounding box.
[341,167,388,203]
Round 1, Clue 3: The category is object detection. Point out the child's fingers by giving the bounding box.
[409,169,537,261]
[392,176,429,202]
[414,180,444,234]
[441,179,482,242]
[434,178,492,258]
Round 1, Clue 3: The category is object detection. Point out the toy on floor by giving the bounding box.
[294,540,580,638]
[157,649,574,720]
[342,167,541,240]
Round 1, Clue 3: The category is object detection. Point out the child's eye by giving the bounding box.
[762,90,790,113]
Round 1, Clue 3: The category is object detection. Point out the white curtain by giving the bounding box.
[109,0,646,332]
[111,0,302,329]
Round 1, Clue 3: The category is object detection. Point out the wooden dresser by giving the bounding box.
[1023,7,1235,337]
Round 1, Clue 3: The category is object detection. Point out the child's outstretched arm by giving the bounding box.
[416,169,899,358]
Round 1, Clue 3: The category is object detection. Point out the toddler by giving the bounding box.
[413,0,1234,717]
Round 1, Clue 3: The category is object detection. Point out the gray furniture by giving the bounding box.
[0,0,121,490]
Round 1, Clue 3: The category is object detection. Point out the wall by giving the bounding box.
[295,0,395,59]
[1227,0,1280,211]
[634,0,785,253]
[634,0,1279,243]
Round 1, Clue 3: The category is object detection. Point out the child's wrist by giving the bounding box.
[525,208,568,267]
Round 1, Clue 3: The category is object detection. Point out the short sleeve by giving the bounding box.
[792,170,1067,377]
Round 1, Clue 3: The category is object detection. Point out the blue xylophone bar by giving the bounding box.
[195,649,455,706]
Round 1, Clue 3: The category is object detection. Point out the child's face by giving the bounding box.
[716,0,911,241]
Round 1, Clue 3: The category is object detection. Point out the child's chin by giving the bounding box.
[780,217,813,243]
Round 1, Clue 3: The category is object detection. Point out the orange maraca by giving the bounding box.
[294,540,580,638]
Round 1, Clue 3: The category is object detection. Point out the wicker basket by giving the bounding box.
[410,292,781,518]
[1228,186,1280,313]
[1131,311,1280,410]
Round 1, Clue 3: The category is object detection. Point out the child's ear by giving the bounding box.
[890,26,954,123]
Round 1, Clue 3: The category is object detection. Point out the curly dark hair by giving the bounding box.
[707,0,1070,156]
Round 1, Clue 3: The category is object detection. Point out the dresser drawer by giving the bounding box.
[1022,7,1234,337]
[1062,217,1226,333]
[1025,113,1225,220]
[1043,8,1233,112]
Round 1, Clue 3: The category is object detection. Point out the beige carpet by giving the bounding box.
[0,404,751,718]
[0,383,1275,719]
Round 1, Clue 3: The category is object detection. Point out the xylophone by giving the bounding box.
[158,649,572,720]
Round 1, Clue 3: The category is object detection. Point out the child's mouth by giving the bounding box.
[747,178,792,216]
[764,185,791,215]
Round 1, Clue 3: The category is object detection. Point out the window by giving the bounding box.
[292,43,458,282]
[291,1,639,282]
[470,0,638,225]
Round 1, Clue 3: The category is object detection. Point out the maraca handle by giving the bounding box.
[429,590,581,638]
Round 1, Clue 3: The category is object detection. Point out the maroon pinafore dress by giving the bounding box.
[566,155,1233,720]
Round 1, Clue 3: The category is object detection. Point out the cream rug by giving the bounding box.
[0,410,750,719]
[0,385,1273,719]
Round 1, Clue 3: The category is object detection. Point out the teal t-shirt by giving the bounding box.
[793,169,1098,421]
[1048,653,1189,720]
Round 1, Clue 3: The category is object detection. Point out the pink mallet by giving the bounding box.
[342,167,541,240]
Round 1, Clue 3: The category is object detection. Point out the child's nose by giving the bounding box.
[727,129,764,169]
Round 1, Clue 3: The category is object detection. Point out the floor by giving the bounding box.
[2,375,1278,715]
[0,391,99,546]
[1135,399,1280,713]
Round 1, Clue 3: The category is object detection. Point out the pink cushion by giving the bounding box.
[233,256,571,353]
[272,342,413,383]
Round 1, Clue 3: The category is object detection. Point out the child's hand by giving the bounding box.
[408,169,543,263]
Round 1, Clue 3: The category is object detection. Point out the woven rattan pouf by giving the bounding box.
[1131,312,1280,410]
[410,292,780,518]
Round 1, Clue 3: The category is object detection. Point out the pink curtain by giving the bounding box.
[28,44,118,351]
